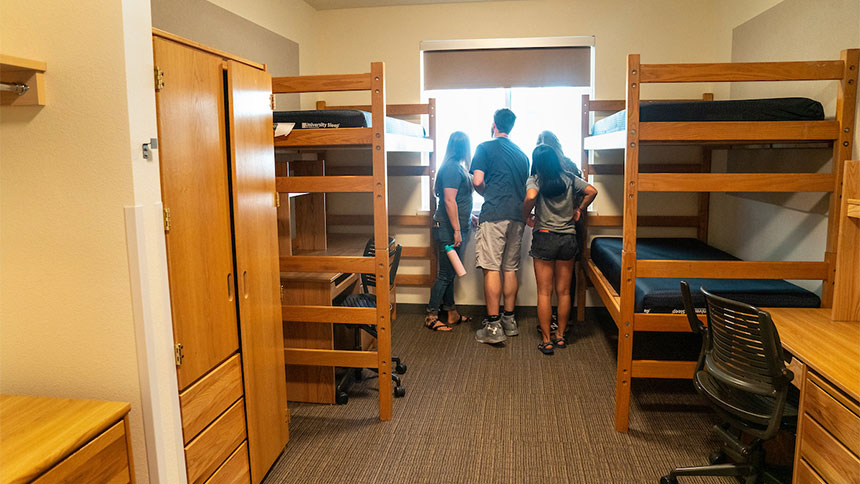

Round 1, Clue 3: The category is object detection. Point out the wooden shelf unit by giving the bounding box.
[578,50,859,433]
[272,63,435,420]
[0,54,46,106]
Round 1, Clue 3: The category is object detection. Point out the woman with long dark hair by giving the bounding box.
[523,144,597,354]
[425,131,474,331]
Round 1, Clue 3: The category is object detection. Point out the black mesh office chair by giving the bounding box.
[335,237,406,404]
[660,282,798,484]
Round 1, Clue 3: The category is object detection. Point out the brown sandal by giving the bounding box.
[425,314,452,331]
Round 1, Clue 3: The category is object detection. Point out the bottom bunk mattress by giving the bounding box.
[273,109,426,137]
[590,237,821,313]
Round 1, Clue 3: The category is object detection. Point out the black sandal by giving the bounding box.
[425,315,452,331]
[448,315,472,326]
[552,336,567,349]
[538,341,554,355]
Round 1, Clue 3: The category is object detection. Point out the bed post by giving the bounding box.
[370,62,393,420]
[577,94,591,323]
[428,98,438,284]
[616,54,641,433]
[822,48,859,307]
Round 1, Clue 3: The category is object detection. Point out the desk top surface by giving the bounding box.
[0,395,130,484]
[281,234,373,283]
[767,308,860,401]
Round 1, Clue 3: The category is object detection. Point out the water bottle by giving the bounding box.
[444,244,467,277]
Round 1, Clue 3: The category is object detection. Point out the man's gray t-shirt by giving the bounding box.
[526,173,590,234]
[470,137,529,224]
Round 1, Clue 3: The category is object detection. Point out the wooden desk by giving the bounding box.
[0,395,133,484]
[282,234,364,404]
[767,308,860,483]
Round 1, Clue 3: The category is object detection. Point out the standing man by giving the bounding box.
[471,108,530,345]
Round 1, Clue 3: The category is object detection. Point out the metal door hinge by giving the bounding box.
[275,192,280,208]
[154,66,165,92]
[270,94,276,110]
[163,207,171,233]
[174,343,184,367]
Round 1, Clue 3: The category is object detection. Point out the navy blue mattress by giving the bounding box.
[273,109,426,137]
[591,97,825,135]
[590,237,821,313]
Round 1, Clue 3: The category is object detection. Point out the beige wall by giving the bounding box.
[308,0,782,306]
[0,0,165,481]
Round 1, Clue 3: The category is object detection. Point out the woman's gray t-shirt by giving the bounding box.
[526,173,589,234]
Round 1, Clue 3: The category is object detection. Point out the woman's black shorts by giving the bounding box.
[529,230,577,261]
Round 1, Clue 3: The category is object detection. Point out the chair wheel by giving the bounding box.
[395,362,407,374]
[394,385,406,398]
[336,391,349,405]
[659,476,677,484]
[709,451,727,465]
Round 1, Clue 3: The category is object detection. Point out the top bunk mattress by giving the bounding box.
[590,237,821,313]
[273,109,426,138]
[590,97,825,136]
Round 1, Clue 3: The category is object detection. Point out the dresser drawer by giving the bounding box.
[805,375,860,457]
[185,399,247,484]
[204,441,250,484]
[180,354,244,444]
[32,420,131,484]
[796,458,827,484]
[799,414,860,484]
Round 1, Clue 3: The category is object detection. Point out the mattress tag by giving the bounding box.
[274,122,295,137]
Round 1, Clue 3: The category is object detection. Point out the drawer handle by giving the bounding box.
[227,273,234,302]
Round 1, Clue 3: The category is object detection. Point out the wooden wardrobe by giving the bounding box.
[152,29,288,484]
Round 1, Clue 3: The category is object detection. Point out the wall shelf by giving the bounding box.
[1,54,46,106]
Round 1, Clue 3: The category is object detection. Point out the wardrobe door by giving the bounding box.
[226,60,289,482]
[154,38,239,390]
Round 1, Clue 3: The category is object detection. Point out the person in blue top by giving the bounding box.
[470,108,530,345]
[425,132,474,331]
[524,144,597,354]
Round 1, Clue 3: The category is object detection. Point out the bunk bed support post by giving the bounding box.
[370,62,393,421]
[616,54,641,433]
[577,94,591,323]
[823,48,859,307]
[428,97,438,283]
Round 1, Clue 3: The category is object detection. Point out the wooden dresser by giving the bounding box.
[0,395,133,484]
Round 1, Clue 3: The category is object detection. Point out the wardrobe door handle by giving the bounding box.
[243,271,249,299]
[227,273,234,302]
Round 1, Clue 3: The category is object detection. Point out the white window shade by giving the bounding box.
[423,46,591,90]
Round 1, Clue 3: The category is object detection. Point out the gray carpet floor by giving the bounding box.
[263,306,730,484]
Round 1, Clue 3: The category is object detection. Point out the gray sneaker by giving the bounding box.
[501,314,519,336]
[476,319,507,344]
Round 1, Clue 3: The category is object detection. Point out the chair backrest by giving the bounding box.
[360,236,399,291]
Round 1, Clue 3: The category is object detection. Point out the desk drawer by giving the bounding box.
[33,420,131,484]
[799,414,860,484]
[180,354,244,444]
[805,375,860,457]
[797,458,827,484]
[185,399,247,484]
[204,441,250,484]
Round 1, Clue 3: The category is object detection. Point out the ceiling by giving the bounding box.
[304,0,503,10]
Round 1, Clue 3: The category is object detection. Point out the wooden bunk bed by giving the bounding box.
[576,50,859,432]
[271,62,435,420]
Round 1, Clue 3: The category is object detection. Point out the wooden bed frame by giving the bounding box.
[576,50,859,432]
[271,62,436,420]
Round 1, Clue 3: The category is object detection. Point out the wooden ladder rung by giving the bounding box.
[279,256,374,273]
[276,175,374,193]
[282,305,377,324]
[283,348,378,368]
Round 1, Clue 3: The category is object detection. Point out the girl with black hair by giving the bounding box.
[426,131,475,331]
[523,144,597,354]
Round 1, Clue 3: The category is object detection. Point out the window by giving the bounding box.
[425,85,590,211]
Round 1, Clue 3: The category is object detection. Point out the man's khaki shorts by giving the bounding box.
[475,220,525,272]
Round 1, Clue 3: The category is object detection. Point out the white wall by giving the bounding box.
[709,0,860,294]
[306,0,783,306]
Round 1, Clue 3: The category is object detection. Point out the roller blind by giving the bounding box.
[423,46,591,90]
